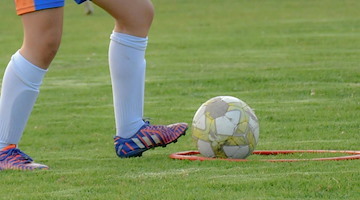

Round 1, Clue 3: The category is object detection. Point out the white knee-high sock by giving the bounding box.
[109,32,148,138]
[0,51,47,149]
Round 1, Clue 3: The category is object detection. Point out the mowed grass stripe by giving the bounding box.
[0,0,359,199]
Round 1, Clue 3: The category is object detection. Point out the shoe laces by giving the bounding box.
[143,120,151,126]
[0,148,33,163]
[142,117,151,125]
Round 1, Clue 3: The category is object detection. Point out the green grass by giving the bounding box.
[0,0,359,199]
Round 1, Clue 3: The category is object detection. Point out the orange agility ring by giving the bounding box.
[169,150,360,162]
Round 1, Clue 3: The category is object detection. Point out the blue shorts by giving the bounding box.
[15,0,88,15]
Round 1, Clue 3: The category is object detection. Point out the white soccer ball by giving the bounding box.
[192,96,259,159]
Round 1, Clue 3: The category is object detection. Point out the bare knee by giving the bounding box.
[20,8,63,69]
[21,33,61,69]
[116,2,155,37]
[93,0,154,37]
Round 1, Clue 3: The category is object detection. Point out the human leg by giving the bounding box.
[92,0,155,138]
[0,6,63,170]
[91,0,187,157]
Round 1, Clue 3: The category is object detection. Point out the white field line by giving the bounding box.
[260,139,353,145]
[123,168,203,178]
[208,170,359,180]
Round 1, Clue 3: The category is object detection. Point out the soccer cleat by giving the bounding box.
[0,145,49,171]
[114,121,188,158]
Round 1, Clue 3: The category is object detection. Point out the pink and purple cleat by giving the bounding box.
[114,121,188,158]
[0,145,48,171]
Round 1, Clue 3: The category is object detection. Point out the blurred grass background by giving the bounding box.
[0,0,359,199]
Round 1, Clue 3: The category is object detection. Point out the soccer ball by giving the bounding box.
[192,96,259,159]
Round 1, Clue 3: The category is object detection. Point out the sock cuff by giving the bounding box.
[11,51,47,89]
[110,32,148,51]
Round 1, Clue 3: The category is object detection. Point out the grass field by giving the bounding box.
[0,0,359,199]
